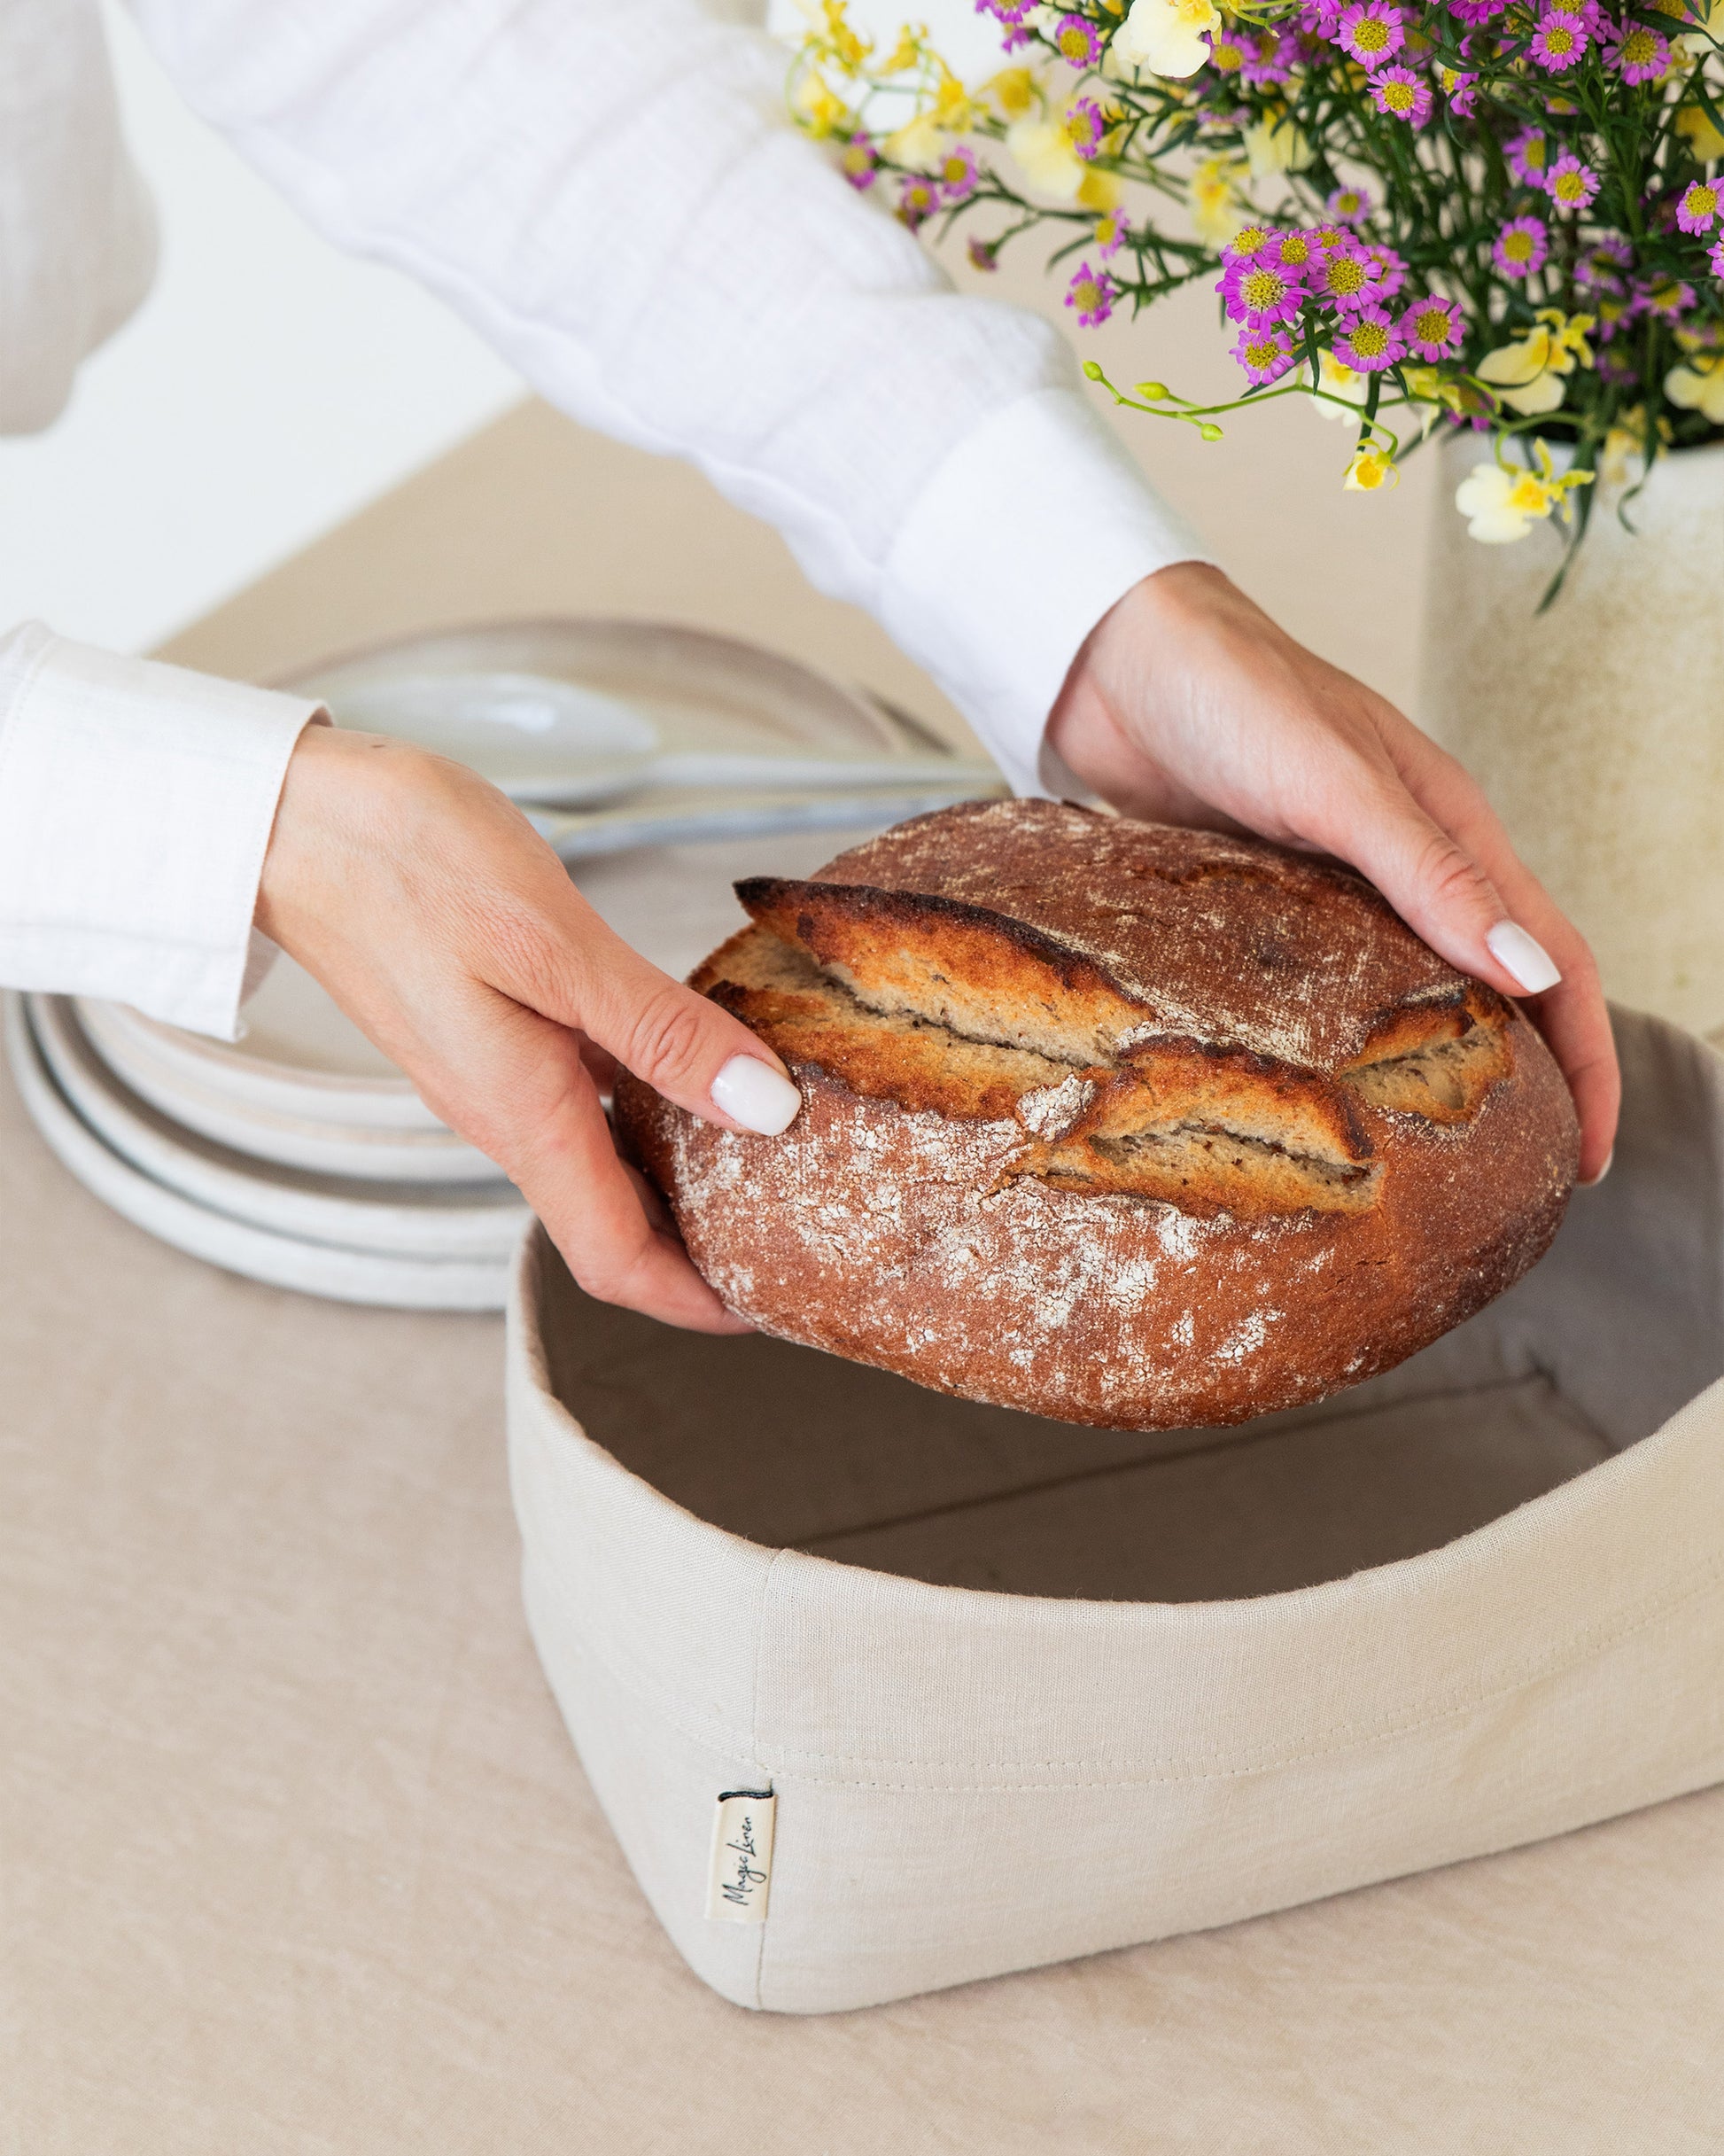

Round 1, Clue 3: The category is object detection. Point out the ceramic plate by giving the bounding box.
[5,998,510,1312]
[74,996,501,1183]
[292,618,971,806]
[30,997,528,1260]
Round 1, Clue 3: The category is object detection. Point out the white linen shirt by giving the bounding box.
[0,0,1208,1039]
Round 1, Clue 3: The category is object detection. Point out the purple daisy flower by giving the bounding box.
[1299,0,1347,35]
[1440,65,1479,113]
[897,175,940,230]
[1400,294,1464,360]
[1642,276,1695,321]
[1218,252,1308,327]
[1529,7,1588,71]
[1065,97,1109,160]
[1589,289,1642,342]
[976,0,1037,21]
[1575,237,1633,292]
[1224,225,1275,261]
[1493,215,1549,279]
[1332,304,1406,371]
[1546,152,1601,214]
[1678,179,1722,235]
[1337,0,1406,66]
[1052,12,1104,66]
[1608,19,1669,80]
[1207,24,1250,70]
[967,236,1000,273]
[1505,128,1549,186]
[1326,184,1374,227]
[936,144,982,203]
[1309,236,1380,312]
[1711,234,1724,280]
[1093,209,1131,257]
[1065,261,1117,328]
[1447,0,1508,20]
[1270,227,1321,278]
[1371,66,1432,123]
[1231,326,1300,385]
[841,134,878,191]
[1240,28,1300,85]
[1363,242,1409,299]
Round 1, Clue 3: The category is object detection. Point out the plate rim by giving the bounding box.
[30,997,528,1261]
[5,995,512,1312]
[73,999,504,1184]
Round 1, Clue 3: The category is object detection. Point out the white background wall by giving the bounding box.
[0,2,523,654]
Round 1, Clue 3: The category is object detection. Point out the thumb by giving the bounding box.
[1308,769,1563,1003]
[545,913,802,1136]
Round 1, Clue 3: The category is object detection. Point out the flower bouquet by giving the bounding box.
[790,0,1724,588]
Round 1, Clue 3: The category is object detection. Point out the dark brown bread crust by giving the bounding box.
[617,802,1580,1429]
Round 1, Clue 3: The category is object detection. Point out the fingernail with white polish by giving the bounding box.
[711,1055,801,1135]
[1580,1147,1614,1188]
[1486,921,1563,996]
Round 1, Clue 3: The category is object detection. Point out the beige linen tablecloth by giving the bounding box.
[7,377,1724,2149]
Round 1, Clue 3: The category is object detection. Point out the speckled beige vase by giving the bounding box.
[1418,433,1724,1033]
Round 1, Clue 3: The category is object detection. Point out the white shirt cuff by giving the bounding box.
[0,625,324,1039]
[878,385,1214,798]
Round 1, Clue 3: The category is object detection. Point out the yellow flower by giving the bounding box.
[1535,307,1595,370]
[819,0,871,72]
[1245,109,1314,177]
[1666,353,1724,424]
[1476,314,1591,417]
[1671,0,1724,53]
[1188,153,1247,244]
[1007,117,1088,201]
[1600,406,1674,486]
[884,111,944,167]
[1309,350,1370,423]
[1454,442,1592,543]
[929,62,975,133]
[1400,364,1476,436]
[1344,444,1399,494]
[1453,462,1557,542]
[793,72,851,137]
[1077,166,1124,211]
[1113,0,1222,79]
[982,66,1040,121]
[1676,102,1724,160]
[878,24,921,74]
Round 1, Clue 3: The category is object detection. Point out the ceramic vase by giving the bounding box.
[1417,432,1724,1033]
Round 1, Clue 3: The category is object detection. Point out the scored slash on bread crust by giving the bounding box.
[617,802,1580,1430]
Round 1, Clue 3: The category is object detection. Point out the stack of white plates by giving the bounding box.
[5,620,997,1311]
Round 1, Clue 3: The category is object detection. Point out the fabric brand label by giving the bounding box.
[706,1790,775,1923]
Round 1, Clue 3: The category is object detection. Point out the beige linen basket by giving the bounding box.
[505,1008,1724,2014]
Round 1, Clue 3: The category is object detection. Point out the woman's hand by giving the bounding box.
[1048,564,1619,1184]
[255,726,801,1332]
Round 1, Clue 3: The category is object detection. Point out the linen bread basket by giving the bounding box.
[504,1007,1724,2014]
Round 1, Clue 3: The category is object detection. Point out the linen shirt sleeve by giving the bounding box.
[0,625,322,1039]
[128,0,1213,797]
[1,0,158,433]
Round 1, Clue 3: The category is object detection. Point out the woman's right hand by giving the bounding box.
[254,724,802,1333]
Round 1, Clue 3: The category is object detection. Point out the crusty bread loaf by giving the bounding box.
[616,800,1580,1428]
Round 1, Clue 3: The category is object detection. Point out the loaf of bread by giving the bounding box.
[616,800,1580,1429]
